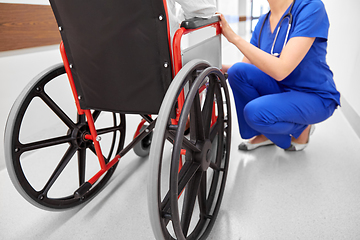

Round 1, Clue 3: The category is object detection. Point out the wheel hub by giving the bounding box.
[69,124,91,149]
[196,139,212,171]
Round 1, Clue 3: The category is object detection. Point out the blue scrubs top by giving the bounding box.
[250,0,340,107]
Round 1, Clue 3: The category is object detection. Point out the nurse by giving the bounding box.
[219,0,340,151]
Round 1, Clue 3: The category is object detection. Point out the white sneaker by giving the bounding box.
[285,125,316,151]
[238,139,274,151]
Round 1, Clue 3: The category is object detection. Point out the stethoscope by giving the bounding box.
[258,0,295,56]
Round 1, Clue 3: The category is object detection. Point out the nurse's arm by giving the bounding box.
[219,14,315,81]
[230,35,315,81]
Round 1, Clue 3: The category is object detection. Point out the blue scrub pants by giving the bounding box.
[228,62,337,149]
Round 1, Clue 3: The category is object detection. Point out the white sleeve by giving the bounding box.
[175,0,217,19]
[166,0,184,38]
[166,0,217,40]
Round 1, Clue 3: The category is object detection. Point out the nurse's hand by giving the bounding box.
[218,13,240,44]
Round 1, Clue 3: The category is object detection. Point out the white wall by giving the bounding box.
[0,0,60,170]
[323,0,360,117]
[1,0,359,171]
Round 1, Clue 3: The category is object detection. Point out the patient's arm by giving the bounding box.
[175,0,216,19]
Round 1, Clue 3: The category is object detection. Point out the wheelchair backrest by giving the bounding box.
[50,0,172,114]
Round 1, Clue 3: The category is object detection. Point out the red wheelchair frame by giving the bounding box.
[4,1,232,238]
[59,20,222,196]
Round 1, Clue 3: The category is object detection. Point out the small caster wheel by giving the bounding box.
[133,124,153,157]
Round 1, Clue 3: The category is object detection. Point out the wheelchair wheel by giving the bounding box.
[148,59,231,240]
[4,63,126,210]
[133,124,153,157]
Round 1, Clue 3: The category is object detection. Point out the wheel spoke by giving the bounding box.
[166,128,201,153]
[20,135,74,153]
[78,113,86,124]
[177,162,200,196]
[92,110,101,122]
[209,130,224,171]
[198,171,207,216]
[181,170,203,236]
[209,162,220,171]
[201,77,215,139]
[78,148,86,186]
[40,92,76,129]
[181,136,201,153]
[206,138,225,212]
[206,169,221,215]
[209,120,220,142]
[97,125,124,136]
[189,91,205,142]
[160,161,200,213]
[89,144,96,155]
[105,114,117,160]
[41,145,77,195]
[209,84,225,143]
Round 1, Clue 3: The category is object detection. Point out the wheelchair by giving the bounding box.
[4,0,232,239]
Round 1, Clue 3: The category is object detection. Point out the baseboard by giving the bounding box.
[340,96,360,139]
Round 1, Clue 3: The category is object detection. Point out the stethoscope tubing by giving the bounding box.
[258,0,295,56]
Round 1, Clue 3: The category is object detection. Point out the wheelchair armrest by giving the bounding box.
[180,15,220,29]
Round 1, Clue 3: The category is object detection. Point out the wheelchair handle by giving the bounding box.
[180,15,220,29]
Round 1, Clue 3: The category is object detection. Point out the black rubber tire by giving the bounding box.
[148,59,231,240]
[4,64,126,210]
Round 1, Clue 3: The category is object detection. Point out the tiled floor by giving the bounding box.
[1,24,360,240]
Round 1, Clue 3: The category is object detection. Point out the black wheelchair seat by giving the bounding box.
[50,0,172,114]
